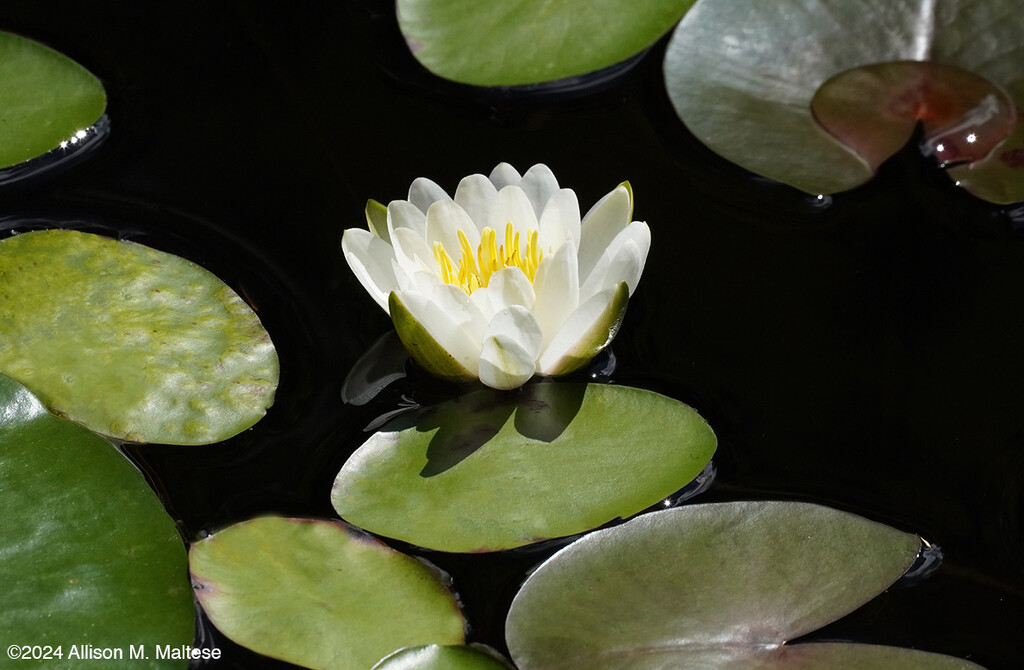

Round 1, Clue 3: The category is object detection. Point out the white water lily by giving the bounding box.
[342,163,650,390]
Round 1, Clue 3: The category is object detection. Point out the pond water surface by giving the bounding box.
[2,1,1022,668]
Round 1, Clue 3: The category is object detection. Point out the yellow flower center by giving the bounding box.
[433,222,544,295]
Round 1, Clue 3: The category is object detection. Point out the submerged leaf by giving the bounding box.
[189,517,465,670]
[0,229,279,445]
[0,374,193,668]
[396,0,698,86]
[0,31,107,170]
[506,501,982,670]
[663,0,1024,202]
[332,382,716,552]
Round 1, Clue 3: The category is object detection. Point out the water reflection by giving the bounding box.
[0,114,110,189]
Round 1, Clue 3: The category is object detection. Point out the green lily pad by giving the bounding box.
[396,0,698,86]
[0,373,193,669]
[663,0,1024,203]
[0,229,279,445]
[189,516,466,670]
[332,382,716,552]
[0,31,106,170]
[373,645,514,670]
[506,501,984,670]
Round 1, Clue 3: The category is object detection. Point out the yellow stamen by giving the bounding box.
[436,222,545,295]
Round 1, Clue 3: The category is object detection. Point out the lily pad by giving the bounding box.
[0,373,193,668]
[663,0,1024,203]
[373,645,514,670]
[506,501,984,670]
[332,382,716,552]
[396,0,698,86]
[0,229,279,445]
[189,517,466,670]
[0,31,107,170]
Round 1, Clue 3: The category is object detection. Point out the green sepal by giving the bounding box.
[389,292,476,383]
[365,198,391,243]
[545,282,629,377]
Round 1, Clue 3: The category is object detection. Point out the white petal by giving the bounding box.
[341,228,397,313]
[395,290,480,375]
[579,221,651,301]
[408,177,451,213]
[531,241,579,347]
[538,188,581,253]
[425,200,481,262]
[387,200,427,240]
[392,226,436,274]
[395,263,440,296]
[479,336,536,390]
[481,266,536,312]
[537,284,627,375]
[430,283,488,343]
[519,164,560,218]
[489,185,539,256]
[578,184,631,284]
[489,162,522,190]
[478,306,543,390]
[454,173,498,232]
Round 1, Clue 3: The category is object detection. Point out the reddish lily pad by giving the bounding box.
[812,61,1016,170]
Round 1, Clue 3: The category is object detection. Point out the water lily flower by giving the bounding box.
[342,163,650,390]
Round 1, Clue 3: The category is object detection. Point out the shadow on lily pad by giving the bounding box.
[333,382,716,552]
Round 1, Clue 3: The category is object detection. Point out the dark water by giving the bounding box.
[2,1,1023,668]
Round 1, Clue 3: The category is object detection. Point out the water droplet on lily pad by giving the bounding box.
[0,229,279,445]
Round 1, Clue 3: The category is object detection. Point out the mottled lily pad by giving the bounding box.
[189,517,466,670]
[0,373,193,669]
[397,0,698,86]
[332,382,716,552]
[0,31,107,170]
[506,501,984,670]
[373,645,514,670]
[0,229,278,445]
[663,0,1024,203]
